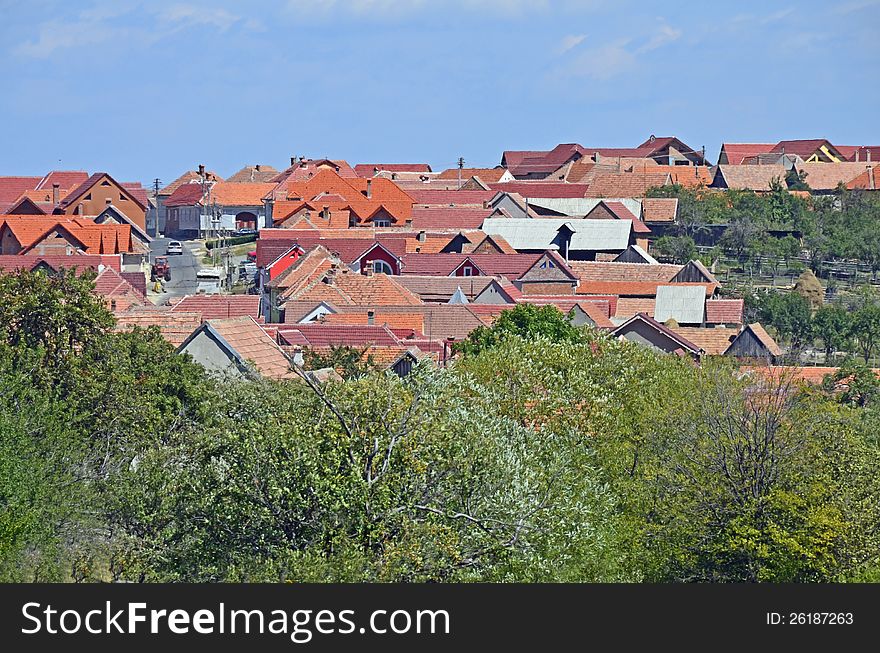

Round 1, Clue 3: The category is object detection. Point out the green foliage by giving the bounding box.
[654,235,696,264]
[303,345,378,379]
[454,304,586,356]
[2,269,880,583]
[205,234,257,249]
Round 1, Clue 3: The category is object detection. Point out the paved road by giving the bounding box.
[148,238,201,304]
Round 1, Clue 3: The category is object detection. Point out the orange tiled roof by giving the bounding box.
[640,198,678,222]
[170,294,261,321]
[202,316,294,380]
[671,327,739,355]
[273,169,414,225]
[584,171,672,197]
[614,297,656,318]
[290,269,423,307]
[209,182,277,206]
[569,261,681,283]
[578,280,715,297]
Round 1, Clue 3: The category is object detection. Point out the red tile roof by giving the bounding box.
[0,176,41,206]
[170,294,261,321]
[36,170,89,191]
[200,316,293,379]
[705,298,744,324]
[279,324,402,347]
[400,252,542,279]
[584,171,672,197]
[164,182,207,207]
[0,253,112,273]
[718,143,774,165]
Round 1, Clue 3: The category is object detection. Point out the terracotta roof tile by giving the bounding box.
[640,198,678,222]
[671,327,739,355]
[614,297,656,318]
[225,165,279,183]
[159,170,223,196]
[584,171,672,197]
[170,294,261,321]
[797,162,875,191]
[488,182,590,198]
[410,207,493,230]
[202,316,293,379]
[569,261,681,283]
[718,144,774,165]
[705,298,744,324]
[712,165,787,191]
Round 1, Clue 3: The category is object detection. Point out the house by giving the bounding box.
[153,166,223,234]
[272,158,359,183]
[612,312,703,358]
[55,173,148,231]
[710,165,788,191]
[93,266,147,313]
[269,169,415,227]
[502,137,705,180]
[723,323,782,362]
[177,316,293,380]
[164,180,275,237]
[796,162,878,192]
[115,306,203,347]
[705,298,744,327]
[0,216,136,257]
[480,218,636,260]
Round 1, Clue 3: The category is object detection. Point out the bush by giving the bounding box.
[205,234,256,250]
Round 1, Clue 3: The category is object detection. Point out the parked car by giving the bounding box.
[166,240,184,255]
[234,228,257,237]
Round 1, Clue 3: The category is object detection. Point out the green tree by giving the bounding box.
[812,305,851,363]
[454,304,586,356]
[303,345,377,379]
[654,235,697,264]
[850,303,880,363]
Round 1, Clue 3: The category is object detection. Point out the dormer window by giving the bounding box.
[373,218,391,228]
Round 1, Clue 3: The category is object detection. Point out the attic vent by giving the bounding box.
[101,180,111,186]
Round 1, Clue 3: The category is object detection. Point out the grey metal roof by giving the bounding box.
[526,197,642,217]
[480,218,631,252]
[654,285,705,324]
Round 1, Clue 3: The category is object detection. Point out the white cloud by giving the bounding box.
[14,2,258,59]
[635,23,681,54]
[157,4,243,32]
[557,19,681,80]
[565,39,635,80]
[556,33,586,55]
[284,0,548,18]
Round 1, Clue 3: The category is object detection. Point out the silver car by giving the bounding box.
[166,240,184,255]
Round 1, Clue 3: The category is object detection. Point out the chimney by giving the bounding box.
[417,230,426,242]
[367,309,375,324]
[52,183,60,205]
[594,151,600,163]
[870,166,876,191]
[855,150,860,162]
[290,156,296,167]
[255,164,262,172]
[321,206,329,220]
[868,149,872,163]
[366,179,372,199]
[198,164,205,178]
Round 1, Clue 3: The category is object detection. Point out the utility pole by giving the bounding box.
[153,178,161,238]
[457,157,464,190]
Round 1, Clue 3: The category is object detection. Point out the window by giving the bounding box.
[539,259,555,269]
[461,265,474,277]
[372,259,394,275]
[373,218,391,227]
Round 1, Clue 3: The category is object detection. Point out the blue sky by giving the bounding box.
[1,0,878,185]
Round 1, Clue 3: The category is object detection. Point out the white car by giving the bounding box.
[166,240,184,255]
